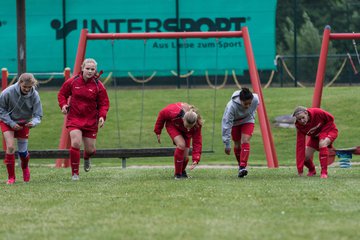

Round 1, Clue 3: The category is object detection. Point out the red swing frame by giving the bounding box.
[57,27,279,168]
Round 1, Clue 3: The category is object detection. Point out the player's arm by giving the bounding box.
[190,126,202,169]
[296,130,306,175]
[154,108,169,143]
[222,106,235,154]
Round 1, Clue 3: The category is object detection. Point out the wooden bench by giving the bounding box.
[0,147,207,168]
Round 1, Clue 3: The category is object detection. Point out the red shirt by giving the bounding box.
[154,103,202,162]
[58,74,110,131]
[295,108,337,170]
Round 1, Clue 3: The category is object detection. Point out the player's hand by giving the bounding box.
[12,124,23,131]
[61,105,69,114]
[25,122,34,128]
[156,134,161,144]
[225,148,231,155]
[98,117,105,128]
[190,161,198,170]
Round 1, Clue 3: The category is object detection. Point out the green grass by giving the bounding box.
[1,167,360,240]
[1,86,360,239]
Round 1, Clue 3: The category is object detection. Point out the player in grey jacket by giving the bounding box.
[0,73,43,184]
[222,88,259,178]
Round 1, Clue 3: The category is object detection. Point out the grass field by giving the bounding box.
[1,86,360,239]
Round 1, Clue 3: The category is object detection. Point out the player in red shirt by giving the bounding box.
[58,58,110,180]
[293,106,338,179]
[154,103,203,179]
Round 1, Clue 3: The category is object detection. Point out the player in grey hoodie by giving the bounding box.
[0,73,43,184]
[222,88,259,178]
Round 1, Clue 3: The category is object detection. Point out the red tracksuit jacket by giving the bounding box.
[295,108,337,172]
[154,103,202,162]
[58,74,110,132]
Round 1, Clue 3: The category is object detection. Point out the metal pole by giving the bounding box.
[1,68,8,90]
[55,67,72,168]
[73,29,89,73]
[176,0,181,88]
[62,0,67,68]
[16,0,26,76]
[293,0,298,87]
[312,26,331,108]
[279,58,284,87]
[87,31,243,39]
[242,26,278,168]
[122,158,126,169]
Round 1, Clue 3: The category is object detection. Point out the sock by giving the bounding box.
[240,143,250,168]
[20,151,30,169]
[182,157,189,172]
[304,155,315,172]
[234,147,241,166]
[174,148,185,175]
[319,147,328,175]
[84,150,96,160]
[5,153,16,180]
[70,147,80,175]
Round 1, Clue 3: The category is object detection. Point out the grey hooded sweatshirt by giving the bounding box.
[222,90,259,149]
[0,82,43,128]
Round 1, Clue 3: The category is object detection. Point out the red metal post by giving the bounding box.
[73,29,89,74]
[1,68,8,151]
[86,31,243,40]
[242,27,278,168]
[55,68,72,168]
[1,68,8,90]
[312,26,331,108]
[329,32,360,40]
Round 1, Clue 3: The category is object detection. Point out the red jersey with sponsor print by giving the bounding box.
[295,108,337,164]
[58,74,110,132]
[154,103,202,162]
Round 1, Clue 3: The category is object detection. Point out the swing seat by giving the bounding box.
[335,146,360,155]
[327,146,360,165]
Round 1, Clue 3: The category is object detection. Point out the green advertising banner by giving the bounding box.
[0,0,276,76]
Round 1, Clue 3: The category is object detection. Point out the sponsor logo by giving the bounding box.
[51,17,248,40]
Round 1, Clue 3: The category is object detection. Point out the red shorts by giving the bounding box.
[231,123,255,141]
[68,127,97,139]
[165,124,191,148]
[306,128,338,150]
[0,121,29,139]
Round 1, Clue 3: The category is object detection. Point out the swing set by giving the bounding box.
[313,25,360,166]
[57,27,279,168]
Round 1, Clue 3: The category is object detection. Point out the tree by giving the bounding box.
[275,0,358,84]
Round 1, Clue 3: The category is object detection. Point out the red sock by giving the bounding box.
[182,157,189,172]
[70,147,80,175]
[234,147,241,166]
[174,148,185,175]
[240,143,250,168]
[20,152,30,169]
[84,150,96,160]
[319,147,328,175]
[5,153,16,179]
